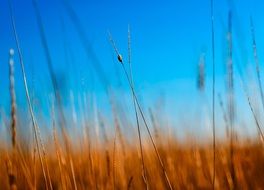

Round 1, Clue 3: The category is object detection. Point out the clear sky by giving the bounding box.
[0,0,264,137]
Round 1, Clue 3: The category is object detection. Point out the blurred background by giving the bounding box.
[0,0,264,140]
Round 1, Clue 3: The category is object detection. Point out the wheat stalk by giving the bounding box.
[127,26,149,189]
[250,17,264,113]
[62,0,109,89]
[31,1,78,189]
[227,11,236,190]
[210,0,216,188]
[8,0,49,188]
[52,114,66,190]
[110,93,126,189]
[108,31,173,190]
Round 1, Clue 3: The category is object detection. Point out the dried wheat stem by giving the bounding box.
[227,11,236,190]
[123,66,173,190]
[250,17,264,112]
[127,26,149,189]
[109,32,173,190]
[53,125,66,190]
[210,0,216,188]
[8,0,49,188]
[31,1,78,188]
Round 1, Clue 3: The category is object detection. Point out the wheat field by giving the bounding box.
[1,0,264,189]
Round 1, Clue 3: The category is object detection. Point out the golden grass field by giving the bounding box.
[2,0,264,190]
[1,137,264,189]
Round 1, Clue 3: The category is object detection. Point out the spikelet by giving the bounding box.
[226,11,235,126]
[226,11,237,190]
[197,53,205,91]
[9,48,16,149]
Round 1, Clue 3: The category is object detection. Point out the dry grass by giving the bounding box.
[1,138,264,189]
[3,1,264,190]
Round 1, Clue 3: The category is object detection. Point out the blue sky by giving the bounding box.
[1,0,264,137]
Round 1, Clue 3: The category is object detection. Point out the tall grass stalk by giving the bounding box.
[250,17,264,113]
[231,24,264,144]
[62,0,109,89]
[227,11,236,190]
[122,59,173,190]
[127,26,149,189]
[230,18,264,144]
[52,124,65,190]
[31,1,78,189]
[210,0,216,188]
[8,0,49,188]
[109,32,173,190]
[240,81,264,141]
[235,60,264,142]
[108,29,149,189]
[31,0,66,129]
[110,94,126,189]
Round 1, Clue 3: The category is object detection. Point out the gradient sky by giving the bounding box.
[1,0,264,137]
